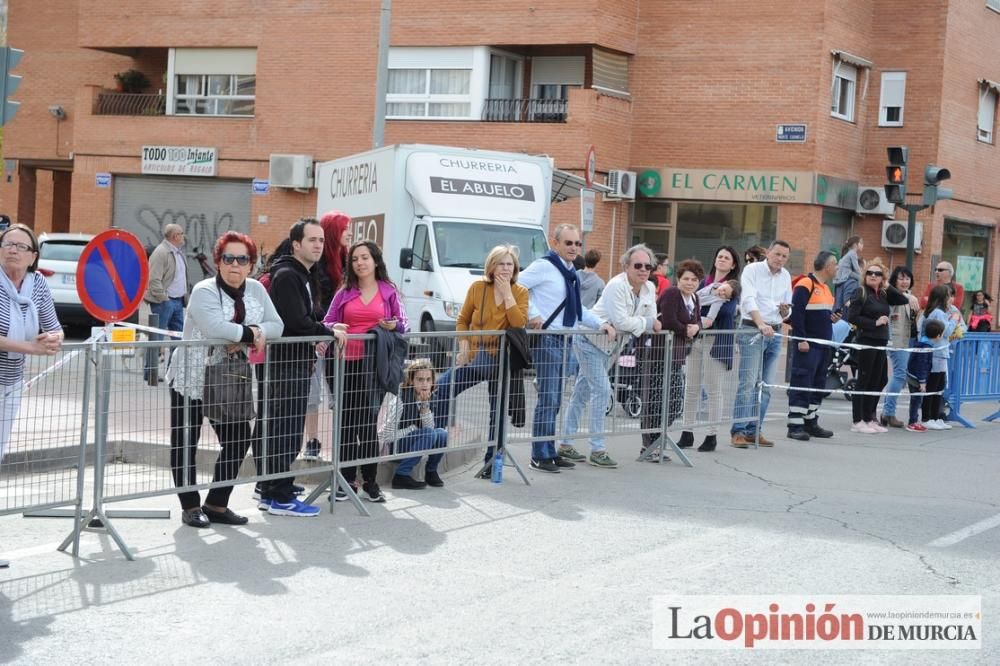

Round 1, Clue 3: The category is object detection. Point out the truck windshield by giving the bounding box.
[433,221,549,269]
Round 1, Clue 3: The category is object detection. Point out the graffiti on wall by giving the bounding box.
[125,206,246,281]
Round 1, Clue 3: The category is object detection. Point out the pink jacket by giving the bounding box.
[323,280,409,333]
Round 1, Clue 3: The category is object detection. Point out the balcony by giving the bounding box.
[481,98,568,123]
[94,91,166,116]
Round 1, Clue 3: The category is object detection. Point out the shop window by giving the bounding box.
[942,219,991,310]
[169,48,256,117]
[674,203,776,268]
[879,72,906,127]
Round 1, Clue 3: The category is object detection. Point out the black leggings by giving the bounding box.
[336,359,379,486]
[852,346,887,423]
[169,389,253,510]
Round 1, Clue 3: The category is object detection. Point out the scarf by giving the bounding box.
[215,274,246,324]
[543,250,582,327]
[1,270,40,360]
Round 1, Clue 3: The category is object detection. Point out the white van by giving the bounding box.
[315,144,552,354]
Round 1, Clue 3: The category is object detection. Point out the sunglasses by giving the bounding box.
[935,267,949,272]
[221,254,251,266]
[562,240,583,247]
[632,262,655,271]
[866,270,884,277]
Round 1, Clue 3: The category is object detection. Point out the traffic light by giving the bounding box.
[923,165,953,206]
[885,146,908,204]
[0,47,24,126]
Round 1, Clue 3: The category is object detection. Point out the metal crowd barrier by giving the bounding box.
[944,332,1000,428]
[0,326,770,562]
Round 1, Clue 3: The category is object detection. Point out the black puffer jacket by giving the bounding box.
[847,285,909,343]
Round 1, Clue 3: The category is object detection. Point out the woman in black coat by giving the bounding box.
[846,259,920,434]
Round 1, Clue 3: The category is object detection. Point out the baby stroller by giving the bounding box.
[824,322,859,399]
[606,338,643,418]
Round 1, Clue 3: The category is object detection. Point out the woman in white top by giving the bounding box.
[166,231,283,529]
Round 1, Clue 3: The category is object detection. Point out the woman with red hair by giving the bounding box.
[299,211,353,461]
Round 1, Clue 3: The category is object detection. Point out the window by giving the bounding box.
[488,54,520,99]
[592,48,630,96]
[832,62,858,121]
[386,68,471,118]
[411,224,431,271]
[879,71,906,126]
[989,0,1000,13]
[169,48,257,117]
[978,84,997,143]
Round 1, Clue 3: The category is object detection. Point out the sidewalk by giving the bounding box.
[3,398,999,663]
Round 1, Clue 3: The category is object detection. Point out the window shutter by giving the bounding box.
[591,48,629,94]
[879,72,906,125]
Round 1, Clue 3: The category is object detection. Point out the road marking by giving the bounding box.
[1,541,64,560]
[927,513,1000,548]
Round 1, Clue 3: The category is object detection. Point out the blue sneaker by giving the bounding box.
[257,498,271,511]
[267,498,320,517]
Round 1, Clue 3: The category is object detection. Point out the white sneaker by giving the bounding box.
[850,421,876,434]
[924,420,946,430]
[938,419,953,429]
[867,421,889,433]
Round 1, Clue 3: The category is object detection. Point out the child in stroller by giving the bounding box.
[606,338,643,417]
[824,317,859,398]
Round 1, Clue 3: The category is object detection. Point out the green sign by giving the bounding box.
[638,170,661,197]
[955,255,984,292]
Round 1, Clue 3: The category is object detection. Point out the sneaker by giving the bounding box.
[362,482,387,503]
[254,483,305,499]
[557,445,586,461]
[867,421,889,433]
[730,434,751,449]
[333,489,349,502]
[391,474,427,490]
[257,498,271,511]
[588,451,618,468]
[639,446,670,462]
[252,483,263,500]
[301,439,322,461]
[937,419,953,430]
[924,420,946,430]
[906,422,928,432]
[267,498,320,517]
[553,456,576,468]
[0,559,8,568]
[850,421,876,434]
[530,458,560,473]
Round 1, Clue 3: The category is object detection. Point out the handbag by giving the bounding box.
[203,350,256,423]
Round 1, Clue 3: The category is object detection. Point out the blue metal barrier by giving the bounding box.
[944,333,1000,428]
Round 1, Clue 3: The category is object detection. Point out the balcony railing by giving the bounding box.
[481,98,568,123]
[95,91,166,116]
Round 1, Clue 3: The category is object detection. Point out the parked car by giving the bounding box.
[37,232,94,326]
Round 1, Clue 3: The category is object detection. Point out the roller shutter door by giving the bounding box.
[112,175,251,281]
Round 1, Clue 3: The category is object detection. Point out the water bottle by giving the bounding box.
[491,450,504,484]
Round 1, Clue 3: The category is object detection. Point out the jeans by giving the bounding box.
[395,428,446,476]
[731,327,782,436]
[883,348,911,418]
[432,349,500,439]
[144,297,184,379]
[531,334,566,461]
[562,337,612,453]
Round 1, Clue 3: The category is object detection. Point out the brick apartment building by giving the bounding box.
[2,0,999,311]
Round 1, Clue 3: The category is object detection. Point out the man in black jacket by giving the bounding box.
[258,218,335,516]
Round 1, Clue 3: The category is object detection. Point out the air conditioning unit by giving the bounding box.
[882,218,922,252]
[604,170,637,200]
[269,154,314,189]
[856,185,896,216]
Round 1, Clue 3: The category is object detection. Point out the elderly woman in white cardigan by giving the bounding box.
[166,232,282,529]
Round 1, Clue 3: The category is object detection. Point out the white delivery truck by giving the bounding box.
[314,144,552,356]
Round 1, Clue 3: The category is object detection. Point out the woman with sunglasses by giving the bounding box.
[0,223,63,567]
[167,231,283,528]
[845,259,919,435]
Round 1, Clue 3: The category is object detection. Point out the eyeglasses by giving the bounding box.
[562,240,583,247]
[221,254,251,266]
[935,267,949,272]
[1,241,34,253]
[866,270,884,277]
[632,263,655,271]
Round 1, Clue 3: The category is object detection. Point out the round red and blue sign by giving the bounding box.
[76,229,150,323]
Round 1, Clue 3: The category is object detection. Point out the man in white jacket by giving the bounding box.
[560,245,661,468]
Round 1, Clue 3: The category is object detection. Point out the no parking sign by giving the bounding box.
[75,229,149,323]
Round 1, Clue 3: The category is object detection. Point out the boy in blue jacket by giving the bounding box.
[905,319,946,432]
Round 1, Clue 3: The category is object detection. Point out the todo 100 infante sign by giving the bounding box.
[141,146,218,176]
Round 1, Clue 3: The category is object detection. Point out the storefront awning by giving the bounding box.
[831,50,873,69]
[551,168,612,203]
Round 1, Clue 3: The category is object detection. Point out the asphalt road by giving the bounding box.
[2,399,998,664]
